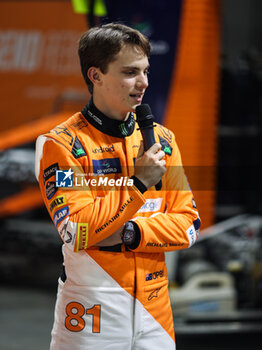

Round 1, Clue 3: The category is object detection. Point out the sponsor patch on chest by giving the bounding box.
[92,158,121,175]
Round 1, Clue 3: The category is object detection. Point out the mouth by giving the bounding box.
[129,93,143,102]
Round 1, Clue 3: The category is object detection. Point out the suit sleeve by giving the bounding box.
[130,135,201,253]
[35,136,146,252]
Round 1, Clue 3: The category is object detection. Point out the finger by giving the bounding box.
[155,150,165,160]
[158,159,166,167]
[148,143,161,154]
[136,140,144,158]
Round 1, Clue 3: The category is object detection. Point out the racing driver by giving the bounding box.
[35,23,201,350]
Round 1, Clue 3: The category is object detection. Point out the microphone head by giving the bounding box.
[136,104,152,118]
[136,104,154,128]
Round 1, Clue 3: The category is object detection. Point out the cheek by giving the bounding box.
[120,79,133,89]
[120,83,131,100]
[121,81,134,98]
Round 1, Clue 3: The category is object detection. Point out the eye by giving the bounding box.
[124,70,135,76]
[144,68,150,75]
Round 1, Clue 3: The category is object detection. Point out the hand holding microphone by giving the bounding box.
[135,104,166,190]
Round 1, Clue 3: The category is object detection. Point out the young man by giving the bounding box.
[35,23,200,350]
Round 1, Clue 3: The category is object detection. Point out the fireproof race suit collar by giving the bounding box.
[81,98,135,138]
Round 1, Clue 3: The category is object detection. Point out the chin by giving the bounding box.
[131,103,141,111]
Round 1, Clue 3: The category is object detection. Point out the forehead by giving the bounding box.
[110,44,149,69]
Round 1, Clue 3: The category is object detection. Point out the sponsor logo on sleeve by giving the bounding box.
[138,198,163,213]
[146,242,184,248]
[43,163,59,184]
[95,197,133,234]
[57,218,68,239]
[159,135,172,155]
[186,224,197,247]
[65,230,73,244]
[62,220,77,249]
[71,136,87,159]
[49,195,67,213]
[92,158,121,175]
[75,223,89,251]
[45,181,57,199]
[53,206,69,227]
[56,169,73,187]
[193,218,201,231]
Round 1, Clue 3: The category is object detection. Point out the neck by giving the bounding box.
[81,98,135,138]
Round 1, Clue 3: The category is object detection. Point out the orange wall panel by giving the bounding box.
[164,0,221,229]
[0,1,89,132]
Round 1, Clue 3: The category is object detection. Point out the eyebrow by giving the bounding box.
[121,65,150,70]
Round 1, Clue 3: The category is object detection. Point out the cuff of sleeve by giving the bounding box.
[131,176,147,194]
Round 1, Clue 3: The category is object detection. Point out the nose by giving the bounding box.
[136,73,148,90]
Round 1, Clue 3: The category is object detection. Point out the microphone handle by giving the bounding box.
[140,128,162,191]
[141,129,155,151]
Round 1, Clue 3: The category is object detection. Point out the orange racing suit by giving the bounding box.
[35,98,200,350]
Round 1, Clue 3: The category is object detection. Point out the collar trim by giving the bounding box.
[81,98,135,138]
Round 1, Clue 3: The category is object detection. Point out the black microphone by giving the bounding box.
[135,104,162,191]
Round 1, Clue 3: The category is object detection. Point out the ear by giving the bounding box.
[87,67,102,86]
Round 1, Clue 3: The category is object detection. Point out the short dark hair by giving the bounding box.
[78,23,151,94]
